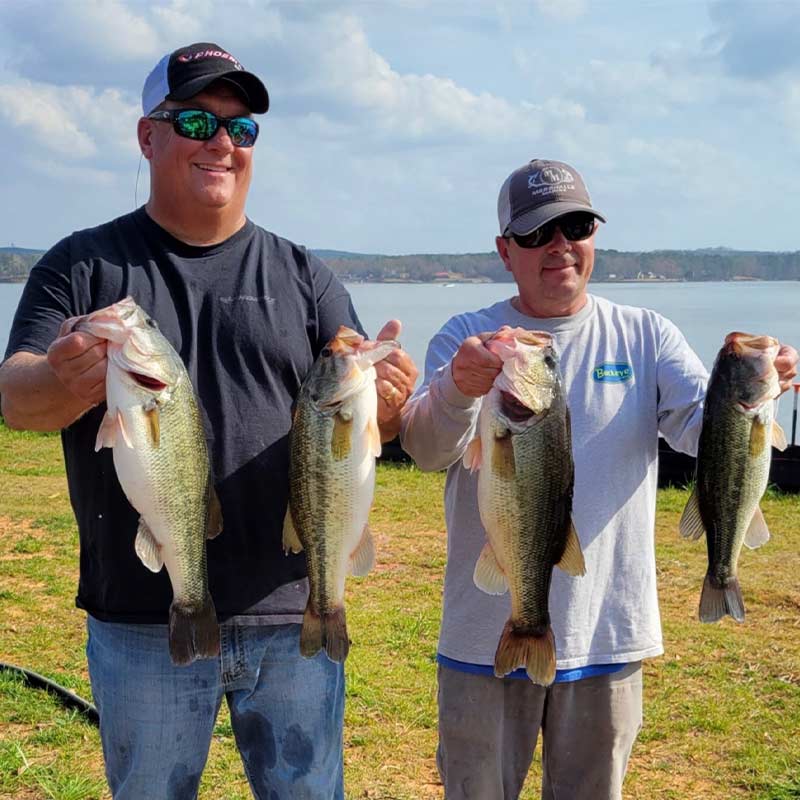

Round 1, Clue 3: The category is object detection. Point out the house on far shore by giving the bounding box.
[433,271,463,282]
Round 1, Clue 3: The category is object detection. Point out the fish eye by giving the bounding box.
[321,346,332,357]
[544,355,555,368]
[145,317,158,329]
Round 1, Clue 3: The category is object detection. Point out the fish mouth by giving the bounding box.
[486,328,553,360]
[74,297,141,343]
[724,332,779,356]
[499,390,540,422]
[329,326,365,355]
[128,371,168,392]
[327,325,399,367]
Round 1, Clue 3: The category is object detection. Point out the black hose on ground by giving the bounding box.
[0,661,99,726]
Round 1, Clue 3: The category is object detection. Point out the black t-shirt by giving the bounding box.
[4,207,363,623]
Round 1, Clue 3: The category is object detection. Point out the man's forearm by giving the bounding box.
[400,366,480,472]
[0,353,94,431]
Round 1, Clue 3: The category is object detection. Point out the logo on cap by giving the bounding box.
[528,167,575,190]
[177,48,243,70]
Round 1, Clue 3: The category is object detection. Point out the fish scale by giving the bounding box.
[120,374,213,611]
[285,327,399,663]
[76,297,221,666]
[480,386,576,639]
[468,328,585,686]
[290,406,357,616]
[697,396,770,590]
[680,331,787,623]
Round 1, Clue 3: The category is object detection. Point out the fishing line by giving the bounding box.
[135,152,144,208]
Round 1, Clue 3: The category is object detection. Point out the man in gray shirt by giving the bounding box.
[400,159,798,799]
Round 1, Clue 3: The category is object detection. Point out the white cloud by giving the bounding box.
[0,81,139,160]
[66,0,158,59]
[269,12,590,147]
[26,158,118,187]
[1,0,800,253]
[707,0,800,80]
[534,0,587,21]
[0,83,96,158]
[781,81,800,145]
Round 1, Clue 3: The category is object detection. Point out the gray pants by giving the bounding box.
[437,661,643,800]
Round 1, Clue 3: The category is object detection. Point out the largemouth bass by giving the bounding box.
[680,332,787,622]
[464,328,585,686]
[76,297,222,665]
[283,326,399,662]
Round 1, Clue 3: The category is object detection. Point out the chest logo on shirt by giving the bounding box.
[592,362,633,383]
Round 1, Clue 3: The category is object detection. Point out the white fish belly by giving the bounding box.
[327,384,378,600]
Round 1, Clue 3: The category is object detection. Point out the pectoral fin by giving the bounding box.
[679,486,705,541]
[207,485,223,539]
[743,505,770,549]
[462,437,482,473]
[491,431,515,481]
[772,421,788,452]
[117,410,133,449]
[134,518,163,572]
[282,505,303,555]
[331,412,353,461]
[95,411,119,451]
[367,416,382,459]
[144,401,160,448]
[473,542,508,595]
[348,524,375,577]
[556,519,586,577]
[749,417,768,457]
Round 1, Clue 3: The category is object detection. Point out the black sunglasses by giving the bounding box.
[508,211,597,249]
[147,109,259,148]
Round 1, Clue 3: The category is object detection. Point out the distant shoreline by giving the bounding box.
[0,276,788,286]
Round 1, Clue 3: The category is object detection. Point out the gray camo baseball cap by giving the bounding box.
[497,159,605,236]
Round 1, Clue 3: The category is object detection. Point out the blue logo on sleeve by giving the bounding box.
[592,363,633,383]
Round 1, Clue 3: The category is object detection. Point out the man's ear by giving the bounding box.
[496,235,512,272]
[138,118,154,159]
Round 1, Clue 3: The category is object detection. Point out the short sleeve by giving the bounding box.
[308,252,365,350]
[656,315,708,455]
[4,238,76,360]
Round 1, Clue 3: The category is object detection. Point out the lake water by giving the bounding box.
[2,280,798,437]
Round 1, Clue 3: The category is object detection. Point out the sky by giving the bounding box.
[1,0,800,255]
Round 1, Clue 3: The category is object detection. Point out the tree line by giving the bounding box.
[321,248,800,282]
[3,247,800,283]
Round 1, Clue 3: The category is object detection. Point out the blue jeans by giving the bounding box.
[86,617,345,800]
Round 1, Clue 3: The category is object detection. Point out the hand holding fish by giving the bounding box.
[46,317,108,406]
[774,343,799,394]
[451,329,505,397]
[374,319,418,424]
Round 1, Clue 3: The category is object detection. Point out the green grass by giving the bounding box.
[1,425,799,799]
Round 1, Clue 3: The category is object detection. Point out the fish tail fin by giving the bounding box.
[494,621,556,686]
[699,575,745,623]
[300,603,349,663]
[168,592,220,666]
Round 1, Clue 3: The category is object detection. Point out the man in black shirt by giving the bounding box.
[0,42,417,800]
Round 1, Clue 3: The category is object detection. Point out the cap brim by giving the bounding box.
[506,201,606,236]
[169,70,269,114]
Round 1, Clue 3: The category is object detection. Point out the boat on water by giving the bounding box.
[379,437,800,493]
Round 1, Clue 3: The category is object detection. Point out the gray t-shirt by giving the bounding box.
[401,294,708,669]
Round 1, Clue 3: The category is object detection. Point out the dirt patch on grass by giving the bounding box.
[372,529,445,574]
[0,517,41,546]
